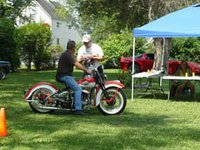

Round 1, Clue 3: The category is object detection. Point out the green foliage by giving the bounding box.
[171,38,200,62]
[0,0,33,71]
[0,18,20,71]
[67,0,148,38]
[100,31,132,68]
[67,1,199,41]
[0,0,32,21]
[100,30,152,68]
[46,45,63,69]
[115,70,132,87]
[16,23,52,71]
[55,6,69,21]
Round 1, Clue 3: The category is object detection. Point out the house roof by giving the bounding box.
[36,0,60,20]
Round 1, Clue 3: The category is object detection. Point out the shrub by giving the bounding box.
[0,18,20,71]
[100,32,132,68]
[100,30,152,68]
[171,38,200,62]
[16,23,51,71]
[46,45,63,69]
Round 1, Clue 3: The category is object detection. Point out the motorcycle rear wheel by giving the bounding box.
[29,87,56,113]
[98,87,127,115]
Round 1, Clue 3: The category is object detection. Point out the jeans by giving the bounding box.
[59,76,82,111]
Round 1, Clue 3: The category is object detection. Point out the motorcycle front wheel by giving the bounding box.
[98,87,127,115]
[29,87,56,113]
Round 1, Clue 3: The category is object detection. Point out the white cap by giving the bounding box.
[82,34,91,42]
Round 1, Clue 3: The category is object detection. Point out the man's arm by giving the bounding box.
[74,61,92,74]
[77,56,83,63]
[92,54,104,61]
[77,54,103,63]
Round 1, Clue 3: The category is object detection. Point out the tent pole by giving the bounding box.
[131,37,135,101]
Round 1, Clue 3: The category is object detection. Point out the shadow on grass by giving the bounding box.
[1,70,200,149]
[3,105,200,150]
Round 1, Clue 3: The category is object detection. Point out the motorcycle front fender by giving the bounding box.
[24,82,59,100]
[95,80,125,106]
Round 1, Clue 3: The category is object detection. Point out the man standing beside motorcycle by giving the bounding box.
[77,34,104,77]
[56,40,91,115]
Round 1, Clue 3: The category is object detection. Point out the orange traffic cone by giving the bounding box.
[0,108,7,137]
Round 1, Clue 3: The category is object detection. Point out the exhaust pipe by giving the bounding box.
[25,100,36,102]
[39,106,72,111]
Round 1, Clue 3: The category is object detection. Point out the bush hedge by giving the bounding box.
[100,31,153,68]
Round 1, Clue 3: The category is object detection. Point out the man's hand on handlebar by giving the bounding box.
[81,54,98,60]
[86,69,92,74]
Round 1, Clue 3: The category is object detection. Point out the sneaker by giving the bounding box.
[73,110,89,116]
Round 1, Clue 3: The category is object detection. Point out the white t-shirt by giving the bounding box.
[77,43,104,68]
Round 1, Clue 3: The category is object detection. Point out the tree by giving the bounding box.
[0,0,32,21]
[66,0,200,41]
[0,0,33,71]
[67,0,148,40]
[65,0,200,69]
[0,18,20,71]
[132,0,200,23]
[16,23,51,71]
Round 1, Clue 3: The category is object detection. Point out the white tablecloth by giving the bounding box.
[161,75,200,100]
[132,70,163,78]
[131,70,164,100]
[132,73,200,100]
[162,75,200,81]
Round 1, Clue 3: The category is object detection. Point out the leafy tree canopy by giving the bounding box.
[66,0,200,41]
[0,0,32,21]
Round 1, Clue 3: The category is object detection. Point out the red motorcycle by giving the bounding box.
[24,65,127,115]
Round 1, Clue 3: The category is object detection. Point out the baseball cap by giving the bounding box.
[82,34,91,42]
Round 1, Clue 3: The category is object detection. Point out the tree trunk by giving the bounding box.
[152,38,172,74]
[163,38,172,74]
[152,38,163,71]
[27,62,31,71]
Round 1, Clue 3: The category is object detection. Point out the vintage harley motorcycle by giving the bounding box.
[24,65,127,115]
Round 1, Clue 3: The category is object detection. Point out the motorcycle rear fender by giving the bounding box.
[95,80,125,106]
[24,82,59,100]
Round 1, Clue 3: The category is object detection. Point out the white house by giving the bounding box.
[18,0,81,50]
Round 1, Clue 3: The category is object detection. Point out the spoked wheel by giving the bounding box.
[29,87,57,113]
[98,87,126,115]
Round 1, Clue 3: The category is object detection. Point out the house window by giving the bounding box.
[57,38,60,45]
[30,14,35,21]
[57,22,59,27]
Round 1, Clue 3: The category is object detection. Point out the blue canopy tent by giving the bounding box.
[131,3,200,100]
[134,3,200,37]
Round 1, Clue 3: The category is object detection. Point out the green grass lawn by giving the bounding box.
[1,69,200,150]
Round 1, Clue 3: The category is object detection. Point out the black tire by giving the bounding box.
[29,87,56,113]
[128,63,140,74]
[0,68,6,80]
[97,88,127,115]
